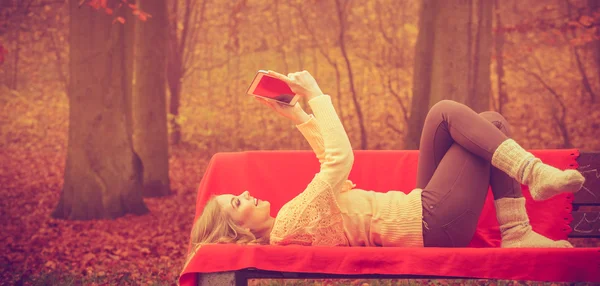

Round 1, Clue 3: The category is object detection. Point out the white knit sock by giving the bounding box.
[491,139,584,201]
[495,197,572,248]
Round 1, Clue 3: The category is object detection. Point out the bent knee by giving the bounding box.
[431,99,460,111]
[479,111,511,135]
[427,100,462,120]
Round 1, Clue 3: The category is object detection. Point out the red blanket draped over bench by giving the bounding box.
[180,150,600,284]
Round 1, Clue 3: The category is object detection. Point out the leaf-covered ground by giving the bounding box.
[0,143,207,285]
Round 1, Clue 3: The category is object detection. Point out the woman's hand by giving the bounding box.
[255,97,311,125]
[267,70,324,101]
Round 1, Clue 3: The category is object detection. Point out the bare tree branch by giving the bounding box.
[375,1,393,45]
[516,65,572,147]
[49,30,67,90]
[565,0,597,103]
[335,0,367,149]
[183,59,230,78]
[354,52,382,68]
[291,2,336,66]
[572,47,597,103]
[386,114,403,135]
[178,0,192,61]
[183,0,208,73]
[273,0,289,72]
[373,0,404,66]
[292,0,344,116]
[182,0,199,67]
[386,76,409,124]
[517,66,567,114]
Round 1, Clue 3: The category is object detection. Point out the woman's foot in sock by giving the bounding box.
[501,223,573,248]
[525,159,585,201]
[491,139,585,200]
[495,197,572,248]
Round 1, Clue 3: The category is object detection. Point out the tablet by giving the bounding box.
[246,70,299,106]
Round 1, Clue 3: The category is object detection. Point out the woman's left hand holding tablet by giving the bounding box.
[255,97,310,125]
[267,70,324,101]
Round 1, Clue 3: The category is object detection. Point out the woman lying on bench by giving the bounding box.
[191,70,585,250]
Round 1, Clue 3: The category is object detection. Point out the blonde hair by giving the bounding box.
[180,196,269,275]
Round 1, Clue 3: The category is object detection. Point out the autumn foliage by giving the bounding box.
[0,0,599,284]
[82,0,151,23]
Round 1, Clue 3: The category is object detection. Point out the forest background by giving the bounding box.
[1,0,599,285]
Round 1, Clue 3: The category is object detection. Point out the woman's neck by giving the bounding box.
[255,216,276,239]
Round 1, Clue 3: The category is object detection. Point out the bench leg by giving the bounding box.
[197,271,242,286]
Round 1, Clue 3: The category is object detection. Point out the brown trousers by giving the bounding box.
[417,100,523,247]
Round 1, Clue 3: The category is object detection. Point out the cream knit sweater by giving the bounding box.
[269,95,424,247]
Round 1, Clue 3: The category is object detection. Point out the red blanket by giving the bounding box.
[180,149,599,284]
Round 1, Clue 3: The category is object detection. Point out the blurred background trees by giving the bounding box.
[1,0,599,217]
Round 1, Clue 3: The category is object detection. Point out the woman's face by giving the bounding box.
[216,191,272,231]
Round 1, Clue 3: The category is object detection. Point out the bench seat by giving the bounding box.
[179,149,600,285]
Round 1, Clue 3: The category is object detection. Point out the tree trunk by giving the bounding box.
[405,0,437,149]
[494,0,507,114]
[124,1,136,142]
[167,0,192,145]
[134,0,171,197]
[405,0,492,149]
[566,0,597,104]
[53,0,148,220]
[49,31,68,91]
[335,0,367,149]
[167,70,182,145]
[11,24,20,90]
[273,0,290,72]
[590,0,600,102]
[428,0,470,105]
[467,0,473,105]
[469,0,492,112]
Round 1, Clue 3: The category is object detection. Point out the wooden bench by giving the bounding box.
[182,150,600,286]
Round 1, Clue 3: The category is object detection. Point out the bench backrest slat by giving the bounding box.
[570,152,600,238]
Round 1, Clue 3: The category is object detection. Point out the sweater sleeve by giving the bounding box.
[295,115,326,165]
[270,95,354,246]
[308,95,355,189]
[296,114,356,193]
